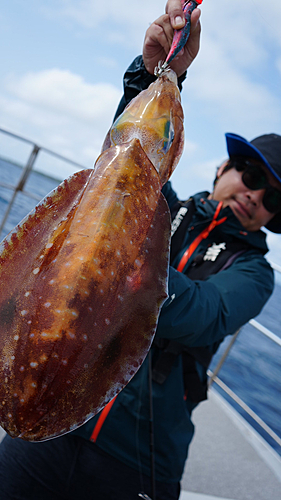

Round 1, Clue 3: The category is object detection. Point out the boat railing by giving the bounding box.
[0,127,86,235]
[0,126,280,453]
[208,266,281,450]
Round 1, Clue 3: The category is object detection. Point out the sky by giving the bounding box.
[1,0,281,264]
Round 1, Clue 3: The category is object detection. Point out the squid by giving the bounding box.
[0,68,184,441]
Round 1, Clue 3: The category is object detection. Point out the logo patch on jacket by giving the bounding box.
[171,207,188,236]
[203,243,226,262]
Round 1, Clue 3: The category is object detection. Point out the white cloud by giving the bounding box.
[187,45,280,129]
[42,0,165,48]
[0,68,122,178]
[201,1,277,67]
[6,69,121,124]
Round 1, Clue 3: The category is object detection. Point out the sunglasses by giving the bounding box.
[228,157,281,213]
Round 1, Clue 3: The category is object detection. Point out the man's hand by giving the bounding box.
[143,3,201,77]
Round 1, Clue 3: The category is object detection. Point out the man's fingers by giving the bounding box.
[147,15,174,53]
[155,14,174,47]
[165,0,185,29]
[190,8,201,32]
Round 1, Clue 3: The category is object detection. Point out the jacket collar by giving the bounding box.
[192,191,269,255]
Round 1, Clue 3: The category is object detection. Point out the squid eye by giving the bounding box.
[163,120,174,153]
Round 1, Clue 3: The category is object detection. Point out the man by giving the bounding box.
[0,3,281,500]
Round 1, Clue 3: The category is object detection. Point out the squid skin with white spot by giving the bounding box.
[0,69,184,441]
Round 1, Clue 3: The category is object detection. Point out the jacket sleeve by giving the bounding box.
[156,250,274,347]
[113,55,187,121]
[161,181,179,210]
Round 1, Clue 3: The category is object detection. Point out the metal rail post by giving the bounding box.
[208,329,241,387]
[0,144,40,234]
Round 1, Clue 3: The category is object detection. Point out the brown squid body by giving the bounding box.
[0,69,184,441]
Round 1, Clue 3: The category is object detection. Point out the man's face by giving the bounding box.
[211,158,281,232]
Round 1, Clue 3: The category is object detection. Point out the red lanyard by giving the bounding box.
[90,395,117,443]
[177,201,227,273]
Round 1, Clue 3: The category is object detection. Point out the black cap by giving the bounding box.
[225,133,281,233]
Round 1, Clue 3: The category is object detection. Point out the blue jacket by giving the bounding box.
[73,57,274,483]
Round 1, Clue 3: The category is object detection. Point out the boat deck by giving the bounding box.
[0,389,280,500]
[180,389,281,500]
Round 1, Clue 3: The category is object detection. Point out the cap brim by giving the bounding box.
[225,133,281,183]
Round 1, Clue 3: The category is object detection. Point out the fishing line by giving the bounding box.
[136,353,156,500]
[135,356,149,495]
[148,350,156,500]
[248,0,273,25]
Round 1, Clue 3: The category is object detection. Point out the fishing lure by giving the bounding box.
[157,0,203,76]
